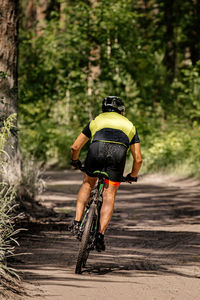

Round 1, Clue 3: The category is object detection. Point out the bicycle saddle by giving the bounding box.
[93,170,109,179]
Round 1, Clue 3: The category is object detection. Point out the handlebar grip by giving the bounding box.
[79,166,86,172]
[122,177,132,184]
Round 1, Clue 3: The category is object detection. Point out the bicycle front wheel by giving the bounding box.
[75,203,96,274]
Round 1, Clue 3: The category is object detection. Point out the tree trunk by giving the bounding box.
[163,0,177,82]
[36,0,49,36]
[0,0,18,129]
[86,0,100,119]
[60,1,67,31]
[26,0,37,29]
[189,1,200,65]
[0,0,21,176]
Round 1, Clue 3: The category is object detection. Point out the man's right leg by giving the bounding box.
[95,182,119,251]
[99,183,119,234]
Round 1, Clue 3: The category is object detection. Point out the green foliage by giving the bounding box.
[19,0,143,164]
[171,63,200,123]
[0,71,7,79]
[0,114,16,152]
[18,0,200,175]
[141,123,200,177]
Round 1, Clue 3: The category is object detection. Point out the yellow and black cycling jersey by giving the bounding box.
[82,112,140,148]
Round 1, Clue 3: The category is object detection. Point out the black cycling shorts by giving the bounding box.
[84,141,127,182]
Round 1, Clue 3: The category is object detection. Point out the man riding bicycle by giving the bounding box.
[70,96,142,251]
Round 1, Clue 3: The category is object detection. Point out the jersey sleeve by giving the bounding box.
[130,129,140,145]
[82,122,91,138]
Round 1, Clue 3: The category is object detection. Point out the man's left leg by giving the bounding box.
[70,173,96,235]
[75,173,97,221]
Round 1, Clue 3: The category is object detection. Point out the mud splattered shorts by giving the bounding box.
[84,141,127,182]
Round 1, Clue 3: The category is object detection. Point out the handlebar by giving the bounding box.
[78,165,136,183]
[121,176,131,183]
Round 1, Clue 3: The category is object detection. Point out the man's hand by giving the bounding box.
[125,173,137,182]
[71,159,82,169]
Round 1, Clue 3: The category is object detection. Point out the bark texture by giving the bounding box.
[36,0,49,36]
[26,0,37,29]
[163,0,177,81]
[0,0,19,159]
[0,0,18,117]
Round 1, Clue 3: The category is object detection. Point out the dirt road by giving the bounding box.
[11,170,200,300]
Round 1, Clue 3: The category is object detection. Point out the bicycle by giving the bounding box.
[75,169,110,274]
[74,167,137,274]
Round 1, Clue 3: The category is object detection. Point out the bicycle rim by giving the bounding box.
[75,203,96,274]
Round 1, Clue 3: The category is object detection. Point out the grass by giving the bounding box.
[0,182,21,290]
[0,114,19,286]
[0,114,40,293]
[0,114,46,298]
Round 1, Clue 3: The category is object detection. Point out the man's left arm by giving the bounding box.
[130,143,142,177]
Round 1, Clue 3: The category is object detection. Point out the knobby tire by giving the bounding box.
[75,203,96,274]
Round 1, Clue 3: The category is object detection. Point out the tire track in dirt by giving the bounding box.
[11,171,200,300]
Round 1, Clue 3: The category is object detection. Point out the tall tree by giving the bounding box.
[25,0,36,29]
[184,0,200,65]
[0,0,20,160]
[36,0,49,36]
[60,1,67,30]
[163,0,177,81]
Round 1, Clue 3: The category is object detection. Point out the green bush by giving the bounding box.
[141,123,200,177]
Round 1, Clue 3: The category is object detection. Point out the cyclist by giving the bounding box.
[70,96,142,251]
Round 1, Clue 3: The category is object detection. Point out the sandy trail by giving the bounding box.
[11,170,200,300]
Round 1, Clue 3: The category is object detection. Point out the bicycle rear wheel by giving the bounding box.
[75,203,96,274]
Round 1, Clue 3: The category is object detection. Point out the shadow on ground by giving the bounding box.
[11,171,200,284]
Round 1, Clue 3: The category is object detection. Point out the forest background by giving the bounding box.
[18,0,200,177]
[0,0,200,291]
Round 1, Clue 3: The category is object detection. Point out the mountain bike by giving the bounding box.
[75,169,110,274]
[74,168,136,274]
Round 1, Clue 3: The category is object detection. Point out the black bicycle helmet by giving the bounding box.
[102,96,125,113]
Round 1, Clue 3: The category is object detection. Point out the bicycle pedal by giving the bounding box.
[88,243,95,251]
[77,232,83,241]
